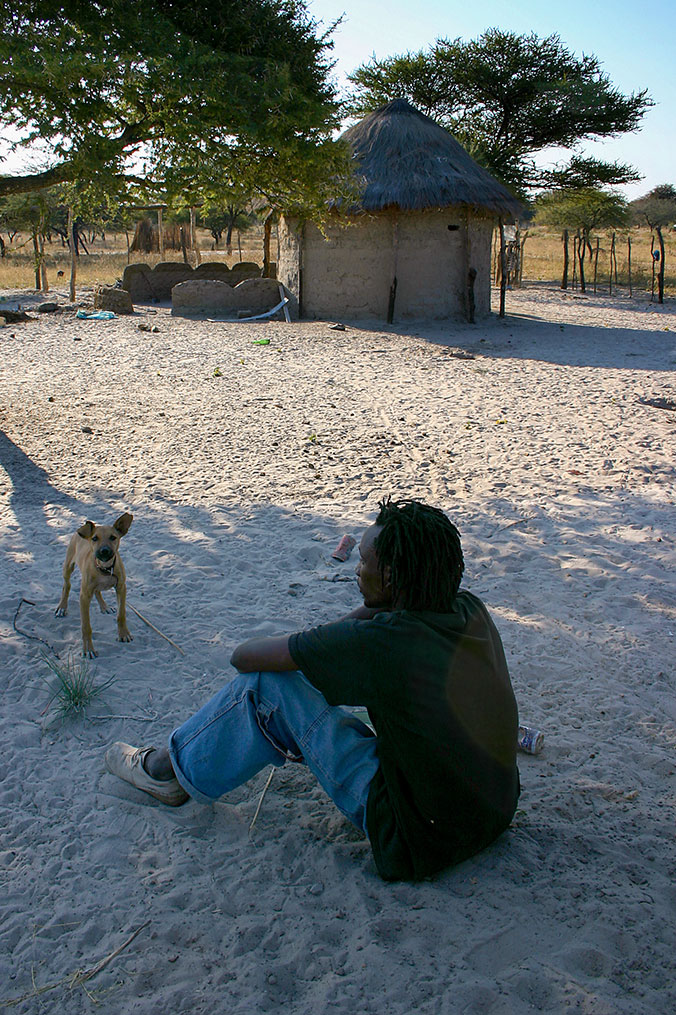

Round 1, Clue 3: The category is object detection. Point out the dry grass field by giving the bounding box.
[0,226,269,292]
[0,222,673,299]
[520,225,676,296]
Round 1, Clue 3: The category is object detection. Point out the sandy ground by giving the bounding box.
[1,282,675,1014]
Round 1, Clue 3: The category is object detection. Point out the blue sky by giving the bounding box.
[308,0,675,199]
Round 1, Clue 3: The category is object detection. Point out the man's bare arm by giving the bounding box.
[230,635,297,673]
[230,604,387,672]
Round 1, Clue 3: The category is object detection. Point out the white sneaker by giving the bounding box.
[105,742,189,806]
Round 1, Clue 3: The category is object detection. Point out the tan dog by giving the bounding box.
[55,513,133,657]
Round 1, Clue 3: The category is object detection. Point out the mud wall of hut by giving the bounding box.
[278,209,494,321]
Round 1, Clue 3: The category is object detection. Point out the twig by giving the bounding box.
[87,709,160,723]
[12,598,59,656]
[0,920,151,1007]
[249,768,275,834]
[128,604,184,654]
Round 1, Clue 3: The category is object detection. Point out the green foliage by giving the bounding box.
[0,0,348,215]
[346,29,652,194]
[535,188,629,234]
[42,652,115,723]
[630,185,676,228]
[541,156,641,191]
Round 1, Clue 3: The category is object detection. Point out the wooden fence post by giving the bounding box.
[498,218,507,318]
[68,206,77,301]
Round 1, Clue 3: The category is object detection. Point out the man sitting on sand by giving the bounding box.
[106,497,520,882]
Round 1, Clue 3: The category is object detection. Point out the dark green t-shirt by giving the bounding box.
[289,591,520,881]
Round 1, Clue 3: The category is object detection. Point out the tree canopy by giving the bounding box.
[630,185,676,229]
[346,29,652,194]
[535,187,629,235]
[0,0,349,212]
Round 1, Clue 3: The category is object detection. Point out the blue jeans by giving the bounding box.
[168,671,379,834]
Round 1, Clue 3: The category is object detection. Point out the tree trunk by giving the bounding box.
[263,213,273,277]
[157,207,164,260]
[627,236,632,297]
[32,232,41,289]
[561,230,569,290]
[593,237,599,293]
[39,234,48,292]
[190,206,200,266]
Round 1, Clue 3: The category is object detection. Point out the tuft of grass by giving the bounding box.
[42,653,115,722]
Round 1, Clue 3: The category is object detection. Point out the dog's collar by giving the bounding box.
[95,558,116,574]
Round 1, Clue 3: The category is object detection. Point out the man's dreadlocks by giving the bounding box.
[374,497,464,612]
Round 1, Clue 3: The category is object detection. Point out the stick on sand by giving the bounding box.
[128,604,184,655]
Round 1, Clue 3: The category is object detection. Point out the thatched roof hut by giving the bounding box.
[340,98,521,217]
[277,98,521,322]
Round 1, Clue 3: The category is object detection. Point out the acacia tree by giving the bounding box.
[0,188,62,287]
[0,0,348,211]
[536,156,639,290]
[630,185,676,304]
[536,188,628,292]
[346,30,651,194]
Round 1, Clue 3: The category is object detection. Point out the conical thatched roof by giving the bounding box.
[340,98,522,217]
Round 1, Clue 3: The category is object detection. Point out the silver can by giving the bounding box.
[517,724,545,755]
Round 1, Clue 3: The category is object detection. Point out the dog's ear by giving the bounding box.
[77,521,96,540]
[113,513,133,536]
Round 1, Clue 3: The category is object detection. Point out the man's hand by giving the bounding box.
[230,635,297,673]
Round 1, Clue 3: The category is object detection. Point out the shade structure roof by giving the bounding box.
[339,98,522,217]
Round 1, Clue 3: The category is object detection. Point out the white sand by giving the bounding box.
[1,283,675,1013]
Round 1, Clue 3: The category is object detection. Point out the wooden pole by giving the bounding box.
[656,225,665,305]
[561,229,569,290]
[627,235,632,297]
[518,229,528,286]
[68,206,77,301]
[498,218,507,318]
[609,233,617,286]
[464,207,473,322]
[387,213,399,324]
